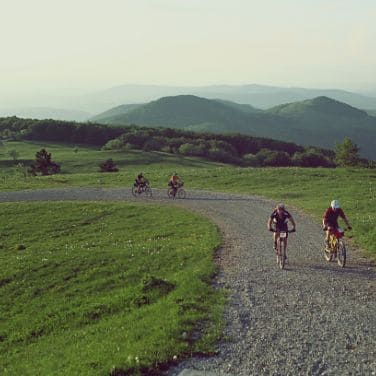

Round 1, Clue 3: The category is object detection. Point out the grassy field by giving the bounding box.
[1,140,375,256]
[0,201,223,375]
[1,140,375,374]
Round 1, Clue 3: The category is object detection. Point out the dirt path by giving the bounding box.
[1,188,375,375]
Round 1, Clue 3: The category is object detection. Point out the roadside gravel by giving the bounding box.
[1,187,375,375]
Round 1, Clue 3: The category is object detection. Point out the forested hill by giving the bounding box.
[0,116,343,168]
[91,95,376,159]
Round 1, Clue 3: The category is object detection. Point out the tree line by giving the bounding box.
[0,116,372,168]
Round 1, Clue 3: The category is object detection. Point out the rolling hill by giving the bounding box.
[84,84,376,112]
[92,95,376,159]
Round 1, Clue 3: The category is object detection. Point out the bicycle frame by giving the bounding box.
[324,228,346,267]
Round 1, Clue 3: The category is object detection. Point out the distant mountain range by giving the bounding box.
[2,84,376,120]
[91,95,376,160]
[87,84,376,112]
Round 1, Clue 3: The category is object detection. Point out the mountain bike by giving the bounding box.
[272,229,295,269]
[323,227,348,267]
[167,182,186,199]
[131,181,152,198]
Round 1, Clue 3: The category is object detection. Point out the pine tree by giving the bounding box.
[30,149,61,175]
[334,138,360,167]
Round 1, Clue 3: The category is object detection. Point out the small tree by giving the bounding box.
[335,137,360,167]
[99,158,119,172]
[29,149,61,176]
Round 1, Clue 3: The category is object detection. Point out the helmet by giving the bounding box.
[276,203,285,210]
[138,173,143,178]
[331,200,340,209]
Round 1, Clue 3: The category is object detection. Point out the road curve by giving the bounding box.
[1,187,375,375]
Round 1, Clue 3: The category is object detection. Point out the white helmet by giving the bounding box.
[277,203,285,209]
[331,200,340,209]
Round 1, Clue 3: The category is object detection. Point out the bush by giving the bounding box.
[292,151,334,167]
[29,149,61,176]
[243,153,260,167]
[98,158,119,172]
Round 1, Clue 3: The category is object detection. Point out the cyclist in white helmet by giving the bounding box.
[322,200,351,248]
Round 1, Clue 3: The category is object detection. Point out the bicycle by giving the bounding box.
[271,229,295,269]
[323,227,348,267]
[131,181,152,198]
[167,182,186,199]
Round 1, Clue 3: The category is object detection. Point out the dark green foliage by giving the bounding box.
[98,158,119,172]
[3,115,372,168]
[29,149,61,176]
[335,138,361,167]
[0,117,125,146]
[292,148,335,167]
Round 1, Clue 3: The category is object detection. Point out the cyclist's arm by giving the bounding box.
[267,218,273,231]
[340,210,351,228]
[289,216,296,231]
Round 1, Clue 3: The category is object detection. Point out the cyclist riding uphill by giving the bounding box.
[267,203,296,251]
[323,200,351,248]
[168,172,182,196]
[134,173,147,193]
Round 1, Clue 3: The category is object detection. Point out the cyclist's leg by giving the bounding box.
[273,231,278,251]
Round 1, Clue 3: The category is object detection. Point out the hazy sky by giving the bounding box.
[1,0,376,99]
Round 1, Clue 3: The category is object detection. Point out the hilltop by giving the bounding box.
[92,95,376,159]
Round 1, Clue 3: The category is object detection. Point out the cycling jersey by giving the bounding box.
[270,210,291,231]
[323,207,346,228]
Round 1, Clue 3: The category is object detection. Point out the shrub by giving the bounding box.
[98,158,119,172]
[29,149,61,176]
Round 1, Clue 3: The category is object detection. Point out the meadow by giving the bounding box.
[1,140,375,256]
[0,201,222,375]
[0,140,375,374]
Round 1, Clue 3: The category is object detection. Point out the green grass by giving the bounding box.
[0,202,223,375]
[1,140,375,374]
[1,140,374,257]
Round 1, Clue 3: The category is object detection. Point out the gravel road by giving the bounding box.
[1,187,375,376]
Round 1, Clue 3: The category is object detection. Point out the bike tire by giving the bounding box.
[131,186,137,197]
[280,242,286,269]
[177,188,186,199]
[145,187,153,198]
[276,240,284,269]
[323,247,333,262]
[167,188,175,199]
[337,240,346,267]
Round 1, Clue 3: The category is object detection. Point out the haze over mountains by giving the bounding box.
[1,84,376,121]
[91,95,376,160]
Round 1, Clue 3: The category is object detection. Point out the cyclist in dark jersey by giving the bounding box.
[267,203,296,251]
[322,199,351,248]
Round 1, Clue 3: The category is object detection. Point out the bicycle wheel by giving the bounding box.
[131,186,137,197]
[276,240,283,269]
[279,241,286,269]
[144,187,153,198]
[177,188,186,199]
[337,239,346,267]
[167,188,175,199]
[323,246,333,262]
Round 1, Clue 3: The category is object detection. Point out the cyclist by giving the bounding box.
[267,203,296,253]
[134,173,147,194]
[168,172,182,197]
[322,200,351,249]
